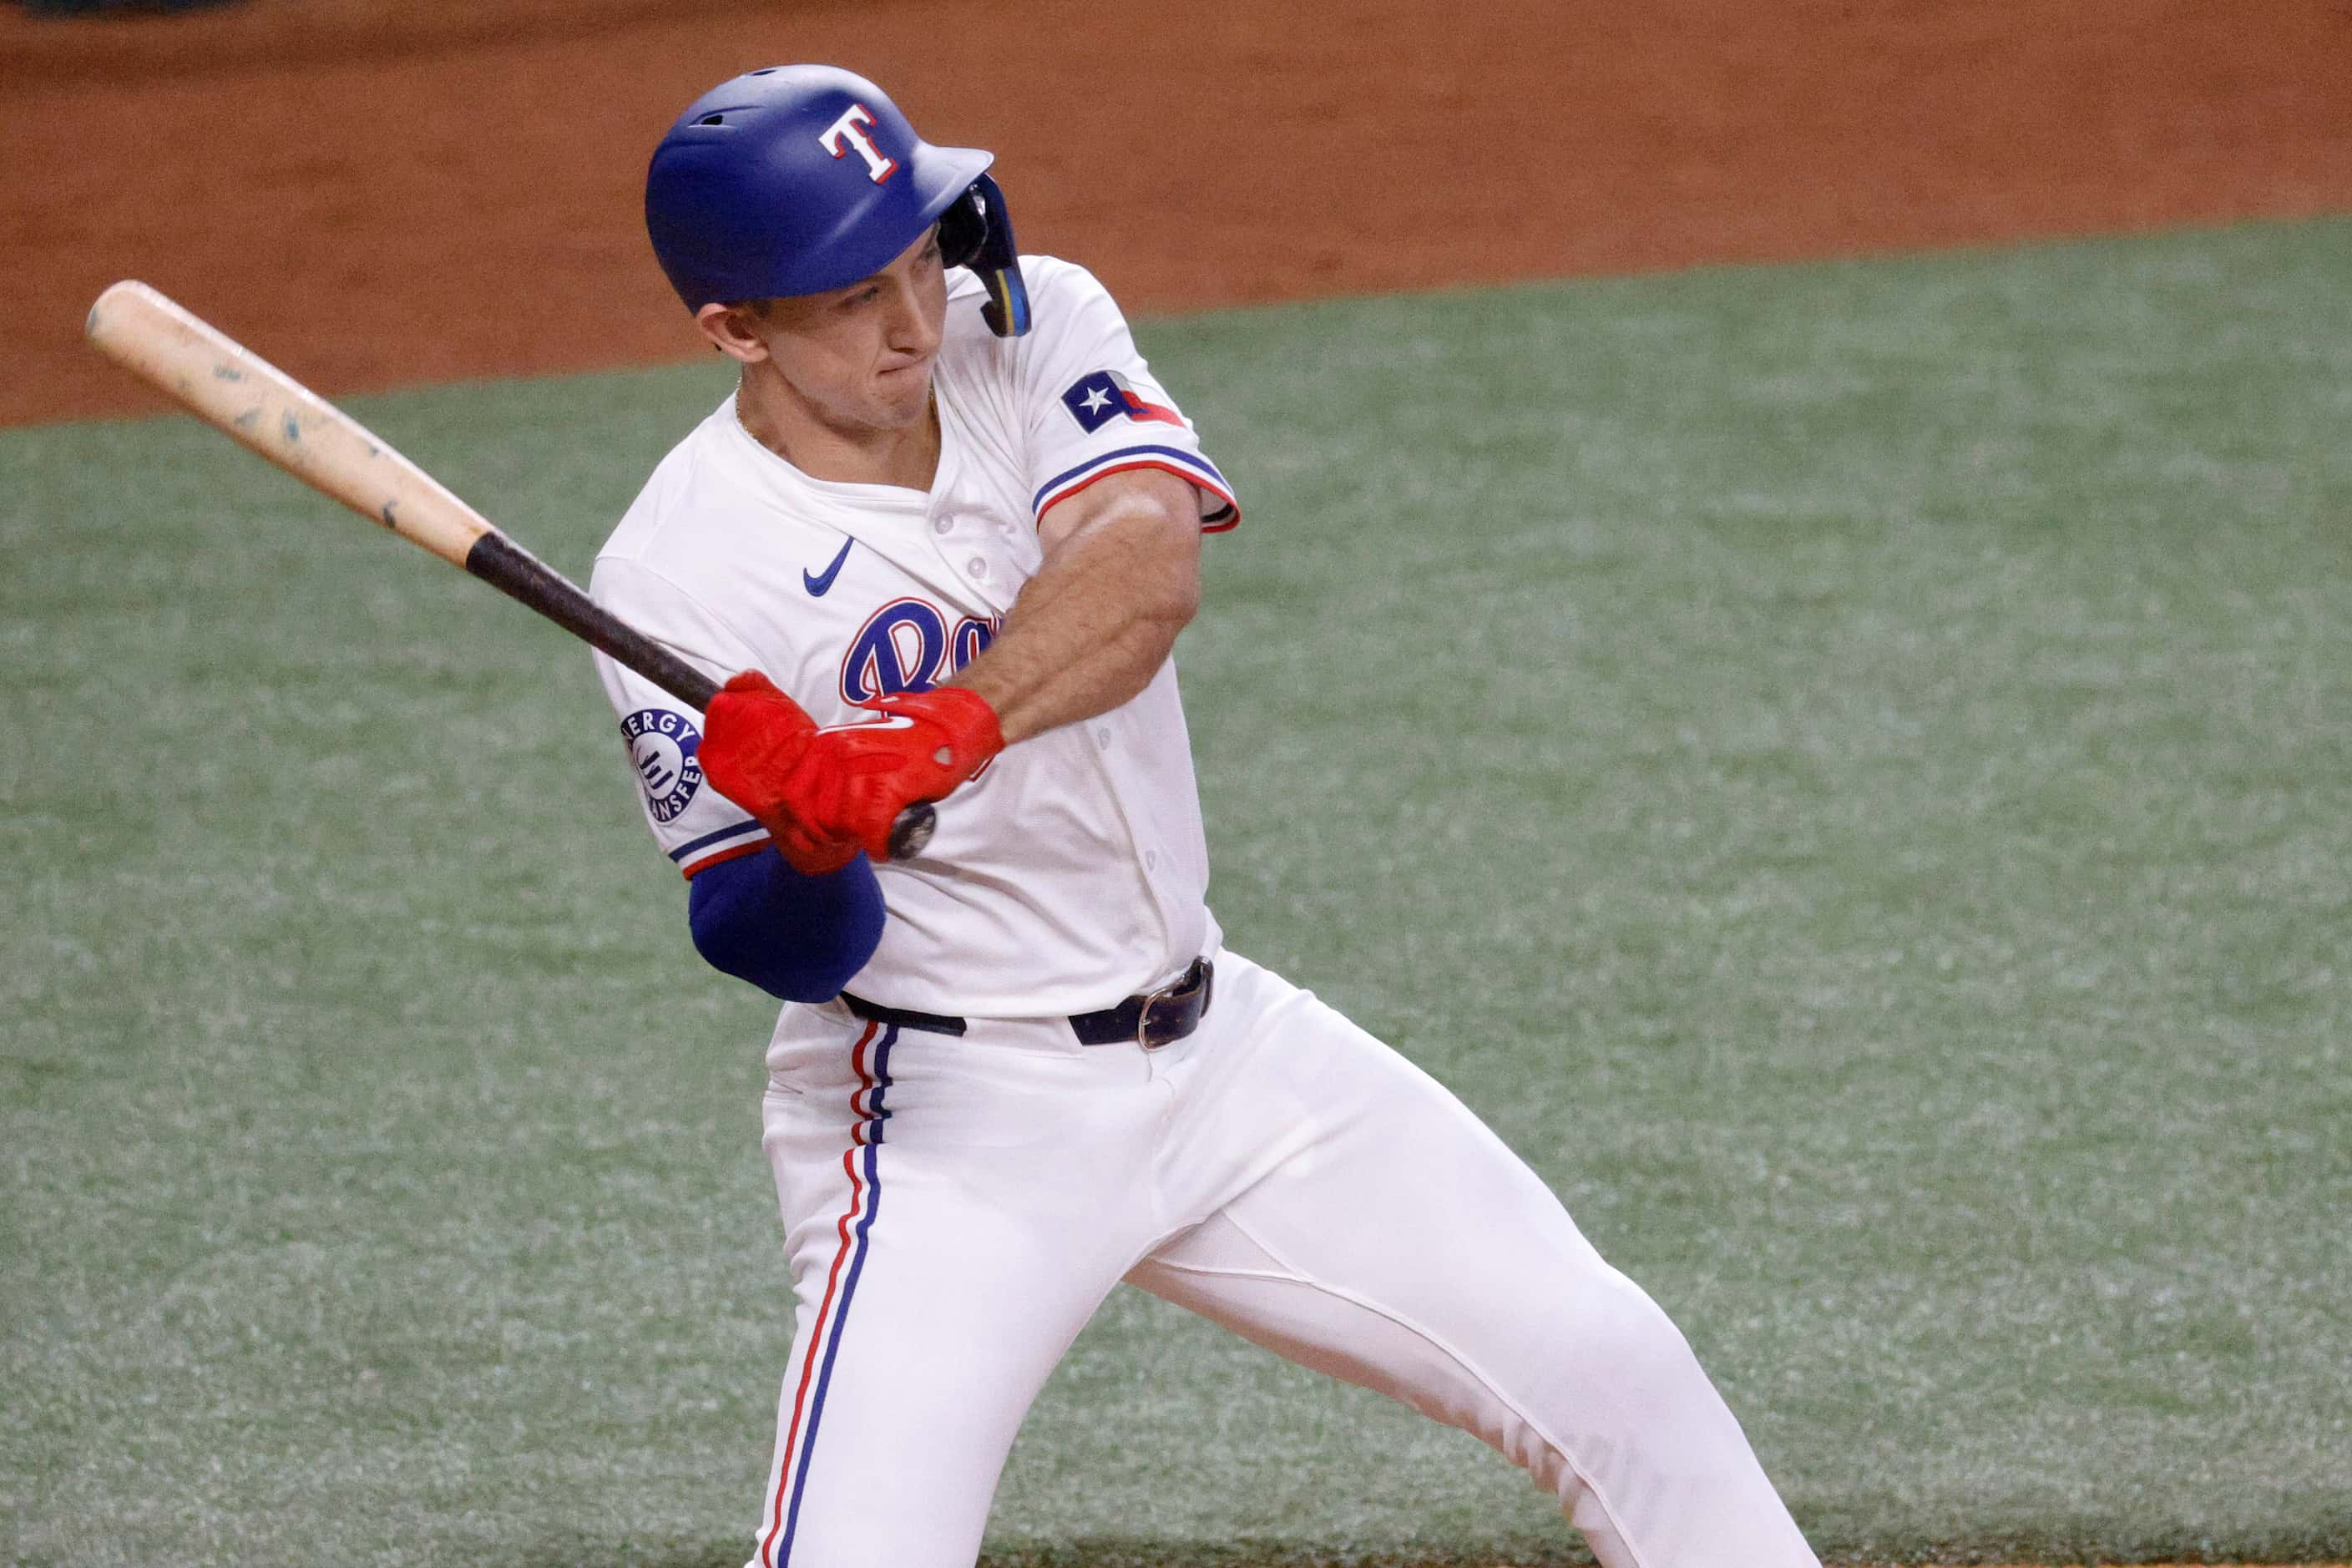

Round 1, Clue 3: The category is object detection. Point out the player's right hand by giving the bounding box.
[789,685,1003,862]
[699,670,863,875]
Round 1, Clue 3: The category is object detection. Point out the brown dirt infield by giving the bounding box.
[4,0,2349,427]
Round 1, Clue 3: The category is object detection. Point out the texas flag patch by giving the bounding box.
[1061,369,1186,433]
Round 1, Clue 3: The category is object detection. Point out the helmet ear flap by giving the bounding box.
[939,173,1030,337]
[938,186,987,271]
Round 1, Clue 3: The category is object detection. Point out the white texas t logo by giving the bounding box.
[819,105,898,184]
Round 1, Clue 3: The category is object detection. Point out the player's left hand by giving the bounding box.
[787,686,1004,863]
[700,670,867,874]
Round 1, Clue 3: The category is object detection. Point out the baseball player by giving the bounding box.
[592,64,1819,1568]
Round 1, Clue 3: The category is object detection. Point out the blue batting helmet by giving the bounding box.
[645,65,1030,336]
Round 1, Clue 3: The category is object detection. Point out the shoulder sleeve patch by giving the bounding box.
[620,708,704,822]
[1060,369,1186,433]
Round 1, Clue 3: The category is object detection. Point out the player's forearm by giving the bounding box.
[953,602,1186,744]
[948,493,1199,745]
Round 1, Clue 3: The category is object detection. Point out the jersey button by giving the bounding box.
[932,517,953,535]
[1145,849,1161,871]
[965,557,988,579]
[1095,726,1112,750]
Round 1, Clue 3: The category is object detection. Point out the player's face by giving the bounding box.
[751,227,948,435]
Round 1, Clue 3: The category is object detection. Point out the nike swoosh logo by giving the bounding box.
[802,539,854,597]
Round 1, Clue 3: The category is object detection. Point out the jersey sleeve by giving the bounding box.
[1017,259,1239,530]
[589,555,772,878]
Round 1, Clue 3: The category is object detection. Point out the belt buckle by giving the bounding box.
[1136,962,1203,1051]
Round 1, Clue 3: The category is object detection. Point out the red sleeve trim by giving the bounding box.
[1037,458,1242,533]
[680,837,770,880]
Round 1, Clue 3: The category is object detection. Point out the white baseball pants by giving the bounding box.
[743,949,1818,1568]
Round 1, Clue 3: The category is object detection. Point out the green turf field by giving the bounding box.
[5,218,2349,1566]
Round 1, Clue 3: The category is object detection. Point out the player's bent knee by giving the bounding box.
[1535,1272,1737,1445]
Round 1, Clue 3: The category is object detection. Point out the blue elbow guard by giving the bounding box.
[686,847,884,1004]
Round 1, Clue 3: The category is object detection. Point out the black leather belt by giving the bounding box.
[843,959,1214,1050]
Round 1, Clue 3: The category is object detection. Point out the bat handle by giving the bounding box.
[888,802,938,861]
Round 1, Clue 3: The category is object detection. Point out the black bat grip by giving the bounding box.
[887,802,938,859]
[462,529,938,862]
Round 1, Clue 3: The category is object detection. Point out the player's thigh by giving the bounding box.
[1166,952,1614,1308]
[1143,977,1816,1566]
[751,1207,1115,1568]
[1155,982,1646,1414]
[750,1024,1164,1568]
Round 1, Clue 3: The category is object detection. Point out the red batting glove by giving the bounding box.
[784,685,1005,862]
[696,671,861,875]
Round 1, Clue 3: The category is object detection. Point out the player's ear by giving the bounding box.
[695,301,772,364]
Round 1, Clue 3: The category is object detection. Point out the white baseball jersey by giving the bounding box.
[590,255,1239,1018]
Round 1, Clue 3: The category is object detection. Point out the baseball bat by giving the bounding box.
[83,280,936,862]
